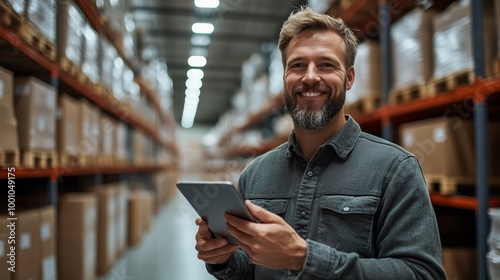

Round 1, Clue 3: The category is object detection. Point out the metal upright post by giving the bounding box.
[379,0,393,142]
[471,0,489,279]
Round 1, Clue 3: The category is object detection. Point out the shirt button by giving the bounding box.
[343,206,350,212]
[225,268,232,274]
[307,171,313,177]
[301,211,306,217]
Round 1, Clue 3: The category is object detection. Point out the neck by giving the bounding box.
[294,113,347,161]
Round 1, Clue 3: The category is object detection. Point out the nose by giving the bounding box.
[302,63,321,84]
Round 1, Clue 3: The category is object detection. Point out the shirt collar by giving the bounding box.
[285,115,361,161]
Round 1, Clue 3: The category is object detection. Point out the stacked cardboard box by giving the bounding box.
[115,183,128,258]
[14,77,57,151]
[400,118,500,178]
[26,0,57,43]
[57,94,80,165]
[93,186,117,276]
[82,22,100,85]
[99,114,115,165]
[0,214,9,280]
[442,247,477,280]
[0,66,18,152]
[58,193,97,280]
[57,0,85,66]
[346,40,381,105]
[38,206,57,280]
[79,100,100,162]
[114,121,127,164]
[432,0,496,79]
[391,8,435,90]
[128,189,153,246]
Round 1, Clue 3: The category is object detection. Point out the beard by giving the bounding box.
[284,80,346,130]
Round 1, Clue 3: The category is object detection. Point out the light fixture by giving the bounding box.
[192,23,214,34]
[185,78,203,89]
[194,0,219,8]
[191,35,211,46]
[188,56,207,67]
[187,69,204,80]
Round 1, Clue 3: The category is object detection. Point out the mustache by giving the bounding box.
[292,83,332,94]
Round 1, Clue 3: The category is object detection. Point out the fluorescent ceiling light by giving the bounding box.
[186,78,203,89]
[187,69,204,80]
[191,35,211,46]
[192,23,214,34]
[185,88,201,97]
[188,56,207,67]
[194,0,219,8]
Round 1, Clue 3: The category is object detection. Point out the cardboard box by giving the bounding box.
[0,214,12,280]
[14,209,40,280]
[79,100,100,156]
[442,247,476,280]
[400,118,500,177]
[391,8,435,89]
[38,206,56,280]
[93,186,116,275]
[99,114,115,158]
[26,0,56,42]
[0,122,19,151]
[57,1,85,64]
[14,77,56,150]
[113,122,127,163]
[115,183,128,258]
[57,94,80,157]
[0,66,15,119]
[346,40,381,105]
[58,193,97,280]
[128,190,146,246]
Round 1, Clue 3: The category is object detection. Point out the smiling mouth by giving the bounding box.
[300,91,325,97]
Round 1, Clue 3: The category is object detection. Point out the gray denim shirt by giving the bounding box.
[208,116,446,279]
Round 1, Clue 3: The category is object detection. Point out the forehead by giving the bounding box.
[285,29,346,60]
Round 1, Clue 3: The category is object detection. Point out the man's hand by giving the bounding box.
[194,218,238,265]
[225,200,307,270]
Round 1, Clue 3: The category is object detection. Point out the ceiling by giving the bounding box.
[128,0,307,127]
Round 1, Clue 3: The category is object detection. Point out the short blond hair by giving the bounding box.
[278,6,358,68]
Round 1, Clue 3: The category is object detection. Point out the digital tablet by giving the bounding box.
[176,181,258,246]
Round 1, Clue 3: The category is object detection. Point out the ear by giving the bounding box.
[345,66,355,90]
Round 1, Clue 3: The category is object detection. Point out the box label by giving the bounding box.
[0,80,4,99]
[42,255,57,280]
[40,222,51,241]
[20,232,31,250]
[0,239,4,257]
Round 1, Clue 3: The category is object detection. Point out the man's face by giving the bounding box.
[283,29,354,130]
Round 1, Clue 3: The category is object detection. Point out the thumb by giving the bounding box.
[245,200,281,224]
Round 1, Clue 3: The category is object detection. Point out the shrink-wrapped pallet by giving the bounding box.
[82,23,100,84]
[57,1,85,65]
[391,8,435,89]
[432,0,496,79]
[26,0,56,42]
[346,40,381,105]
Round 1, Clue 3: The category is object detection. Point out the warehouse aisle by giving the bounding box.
[98,188,215,280]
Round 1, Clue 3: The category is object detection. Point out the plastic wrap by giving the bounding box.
[112,56,124,100]
[346,40,381,105]
[391,8,434,89]
[27,0,56,41]
[432,1,473,79]
[80,100,100,156]
[100,38,117,90]
[82,23,100,84]
[6,0,25,15]
[268,47,284,98]
[60,2,85,65]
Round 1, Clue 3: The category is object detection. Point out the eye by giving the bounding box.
[290,63,305,69]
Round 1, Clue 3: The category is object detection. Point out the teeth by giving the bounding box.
[302,92,321,97]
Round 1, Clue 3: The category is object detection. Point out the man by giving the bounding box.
[195,6,446,280]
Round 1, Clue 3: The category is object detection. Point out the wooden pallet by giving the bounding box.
[60,57,88,84]
[427,70,475,96]
[345,95,381,115]
[0,1,22,28]
[389,83,427,104]
[0,150,19,167]
[425,174,500,195]
[20,150,57,168]
[58,153,82,167]
[17,22,56,61]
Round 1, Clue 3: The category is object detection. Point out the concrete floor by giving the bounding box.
[98,189,215,280]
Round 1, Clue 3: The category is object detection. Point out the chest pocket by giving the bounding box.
[318,195,379,257]
[250,199,288,218]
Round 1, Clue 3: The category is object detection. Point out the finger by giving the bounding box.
[197,244,238,261]
[195,219,213,240]
[226,221,253,245]
[245,200,281,224]
[195,237,228,252]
